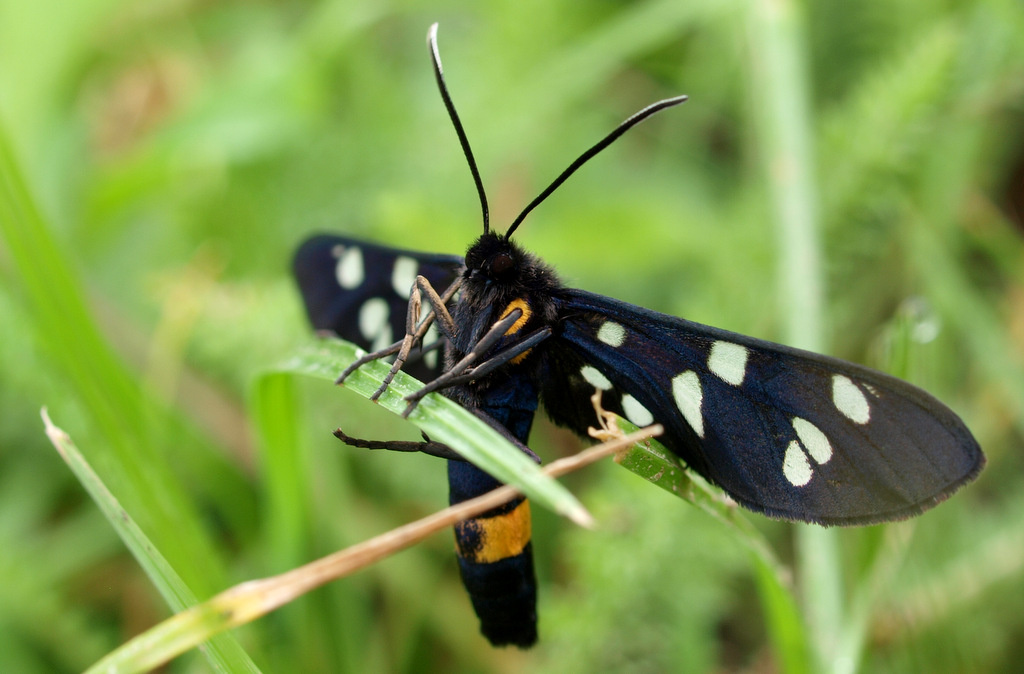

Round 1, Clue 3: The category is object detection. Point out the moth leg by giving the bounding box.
[441,325,551,388]
[369,275,462,399]
[334,405,542,464]
[587,389,624,443]
[397,308,522,413]
[335,275,461,386]
[333,428,463,461]
[402,326,552,417]
[419,338,446,355]
[413,274,460,341]
[367,281,427,400]
[443,308,525,374]
[336,340,404,384]
[383,307,519,408]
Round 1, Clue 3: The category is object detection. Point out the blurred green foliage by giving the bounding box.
[2,0,1023,672]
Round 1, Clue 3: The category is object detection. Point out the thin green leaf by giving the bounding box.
[0,121,227,595]
[747,1,841,671]
[270,339,591,526]
[81,416,654,673]
[616,419,809,672]
[41,409,260,674]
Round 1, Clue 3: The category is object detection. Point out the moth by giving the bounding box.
[293,24,984,648]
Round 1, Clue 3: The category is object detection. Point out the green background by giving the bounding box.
[2,0,1023,672]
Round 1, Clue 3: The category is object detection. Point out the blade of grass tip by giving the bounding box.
[747,1,837,671]
[41,409,260,674]
[274,340,591,526]
[86,426,659,672]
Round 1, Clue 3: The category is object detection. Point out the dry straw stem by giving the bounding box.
[43,403,659,674]
[221,424,661,618]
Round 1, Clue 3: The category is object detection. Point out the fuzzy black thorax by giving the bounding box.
[451,233,563,355]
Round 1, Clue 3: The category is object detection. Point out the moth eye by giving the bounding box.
[490,252,514,278]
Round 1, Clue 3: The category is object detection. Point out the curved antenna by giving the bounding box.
[505,95,688,238]
[428,23,489,234]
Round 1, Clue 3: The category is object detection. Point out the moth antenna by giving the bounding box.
[428,23,490,235]
[505,94,688,238]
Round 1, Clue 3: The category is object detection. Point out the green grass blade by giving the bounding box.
[0,121,227,594]
[270,339,591,526]
[251,372,313,570]
[746,1,839,671]
[617,423,810,672]
[41,409,260,674]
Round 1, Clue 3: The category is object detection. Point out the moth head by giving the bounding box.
[465,233,521,284]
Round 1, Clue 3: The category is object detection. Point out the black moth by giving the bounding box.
[293,24,985,648]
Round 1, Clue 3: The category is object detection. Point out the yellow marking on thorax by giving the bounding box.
[499,298,531,335]
[509,349,533,365]
[454,500,532,564]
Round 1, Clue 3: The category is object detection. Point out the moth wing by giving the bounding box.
[293,234,463,381]
[543,289,983,525]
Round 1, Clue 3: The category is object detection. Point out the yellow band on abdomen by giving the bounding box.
[455,500,532,564]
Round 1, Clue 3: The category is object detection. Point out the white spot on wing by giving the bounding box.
[832,375,870,424]
[672,371,704,438]
[783,440,813,486]
[423,323,441,370]
[581,365,612,391]
[597,321,626,347]
[359,298,390,351]
[707,341,749,386]
[336,246,364,289]
[792,417,832,464]
[423,322,441,346]
[621,394,654,427]
[373,325,393,352]
[391,256,418,298]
